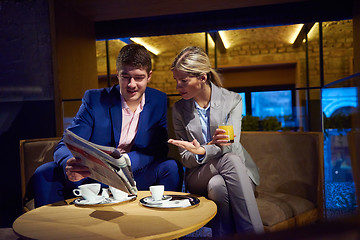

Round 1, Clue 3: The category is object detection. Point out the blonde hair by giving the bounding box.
[171,46,223,87]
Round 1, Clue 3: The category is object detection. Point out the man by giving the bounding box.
[33,44,182,207]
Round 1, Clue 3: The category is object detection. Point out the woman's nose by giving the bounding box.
[176,81,182,90]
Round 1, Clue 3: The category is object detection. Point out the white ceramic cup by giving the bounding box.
[101,188,110,198]
[73,183,101,201]
[109,186,128,200]
[149,185,164,201]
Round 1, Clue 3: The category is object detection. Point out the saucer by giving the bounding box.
[74,195,136,206]
[103,196,136,204]
[139,195,200,209]
[74,196,105,205]
[142,195,172,205]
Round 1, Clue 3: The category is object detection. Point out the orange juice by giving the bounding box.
[218,125,234,143]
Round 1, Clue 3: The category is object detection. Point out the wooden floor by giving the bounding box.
[0,228,19,240]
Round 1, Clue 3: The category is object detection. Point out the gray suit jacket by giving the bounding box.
[172,82,260,185]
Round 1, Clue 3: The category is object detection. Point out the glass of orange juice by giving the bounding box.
[218,125,234,143]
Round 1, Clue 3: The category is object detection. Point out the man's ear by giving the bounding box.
[147,70,152,83]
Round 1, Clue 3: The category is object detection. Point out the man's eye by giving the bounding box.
[134,77,145,81]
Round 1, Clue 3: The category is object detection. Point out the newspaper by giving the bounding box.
[63,129,137,195]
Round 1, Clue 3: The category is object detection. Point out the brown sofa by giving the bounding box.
[20,131,324,232]
[240,131,324,232]
[168,130,324,232]
[19,137,61,212]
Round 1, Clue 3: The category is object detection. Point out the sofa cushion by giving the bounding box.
[256,190,315,227]
[241,132,322,204]
[20,138,61,212]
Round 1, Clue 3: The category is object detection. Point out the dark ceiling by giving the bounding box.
[59,0,354,39]
[60,0,306,22]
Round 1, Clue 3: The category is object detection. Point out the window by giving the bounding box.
[232,86,295,129]
[238,92,246,116]
[251,90,293,127]
[322,87,358,118]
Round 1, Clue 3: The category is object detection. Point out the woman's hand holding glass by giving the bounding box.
[209,128,235,146]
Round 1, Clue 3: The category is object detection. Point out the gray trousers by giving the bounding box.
[186,153,264,237]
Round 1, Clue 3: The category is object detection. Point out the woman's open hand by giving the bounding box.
[168,138,206,155]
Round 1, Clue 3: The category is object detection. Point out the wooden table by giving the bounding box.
[13,191,217,240]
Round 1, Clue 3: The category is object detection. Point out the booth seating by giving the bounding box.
[168,130,324,232]
[240,131,324,232]
[19,137,61,212]
[20,131,323,233]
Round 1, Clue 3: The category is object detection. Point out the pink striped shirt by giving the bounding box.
[117,94,145,153]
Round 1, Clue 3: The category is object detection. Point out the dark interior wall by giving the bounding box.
[0,0,56,227]
[52,0,98,134]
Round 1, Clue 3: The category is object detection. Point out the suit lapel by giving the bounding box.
[182,99,204,144]
[209,83,224,135]
[135,91,151,145]
[182,83,226,144]
[109,85,122,147]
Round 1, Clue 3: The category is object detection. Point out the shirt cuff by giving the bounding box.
[122,153,131,166]
[196,154,205,163]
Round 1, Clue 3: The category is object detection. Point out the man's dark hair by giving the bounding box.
[116,44,152,73]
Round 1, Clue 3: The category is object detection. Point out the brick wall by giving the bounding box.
[97,20,354,100]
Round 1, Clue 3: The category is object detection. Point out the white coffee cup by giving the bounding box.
[109,186,128,200]
[149,185,164,201]
[73,183,101,201]
[101,188,110,198]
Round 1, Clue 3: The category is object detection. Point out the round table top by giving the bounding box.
[13,191,217,240]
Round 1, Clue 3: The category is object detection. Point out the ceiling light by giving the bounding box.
[289,24,304,44]
[129,38,160,55]
[218,31,230,49]
[307,22,319,40]
[291,23,316,47]
[207,33,215,47]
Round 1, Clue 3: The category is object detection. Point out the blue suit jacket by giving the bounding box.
[54,85,169,174]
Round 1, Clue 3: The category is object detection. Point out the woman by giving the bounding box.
[168,46,264,237]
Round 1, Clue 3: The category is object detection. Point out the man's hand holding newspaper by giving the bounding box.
[63,129,138,195]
